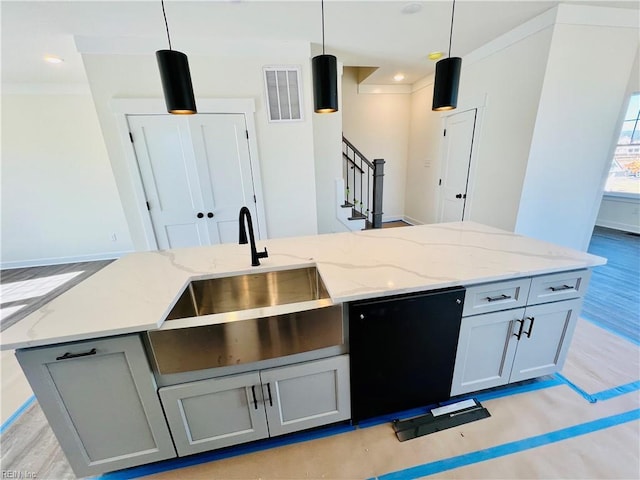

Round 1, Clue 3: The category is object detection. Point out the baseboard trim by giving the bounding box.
[0,251,133,270]
[403,215,424,226]
[595,220,640,235]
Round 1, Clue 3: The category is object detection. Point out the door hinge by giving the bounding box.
[146,201,150,211]
[443,129,447,137]
[129,132,134,143]
[253,194,257,203]
[439,179,442,186]
[246,130,249,139]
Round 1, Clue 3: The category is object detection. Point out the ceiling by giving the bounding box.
[1,0,638,88]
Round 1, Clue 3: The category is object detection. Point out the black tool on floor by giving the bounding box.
[392,398,490,442]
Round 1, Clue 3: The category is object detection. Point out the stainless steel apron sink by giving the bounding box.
[146,267,343,375]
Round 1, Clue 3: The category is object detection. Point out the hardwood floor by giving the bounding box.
[583,226,640,343]
[0,260,114,331]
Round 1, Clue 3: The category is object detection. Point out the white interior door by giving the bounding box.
[438,109,477,223]
[128,115,208,249]
[128,114,261,249]
[189,114,260,243]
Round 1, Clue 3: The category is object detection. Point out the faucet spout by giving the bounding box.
[238,206,268,266]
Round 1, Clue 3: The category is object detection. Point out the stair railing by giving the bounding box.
[342,135,385,228]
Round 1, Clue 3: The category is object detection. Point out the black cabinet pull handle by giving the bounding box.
[486,294,511,302]
[525,316,535,338]
[207,212,214,218]
[513,319,525,340]
[56,348,97,361]
[251,386,258,410]
[549,284,573,292]
[266,383,273,407]
[197,212,204,219]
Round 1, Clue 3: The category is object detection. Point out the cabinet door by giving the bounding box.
[159,372,269,456]
[509,299,582,383]
[451,308,524,396]
[16,335,176,478]
[260,355,350,437]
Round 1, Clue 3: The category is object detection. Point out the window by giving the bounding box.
[604,92,640,195]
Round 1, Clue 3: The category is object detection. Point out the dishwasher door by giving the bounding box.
[348,286,465,423]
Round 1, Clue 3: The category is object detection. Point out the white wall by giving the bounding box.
[404,78,440,225]
[313,60,347,235]
[0,92,133,268]
[405,17,554,228]
[595,40,640,235]
[81,44,319,251]
[341,67,410,221]
[596,195,640,234]
[515,7,639,250]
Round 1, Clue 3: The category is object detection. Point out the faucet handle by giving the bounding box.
[257,247,269,259]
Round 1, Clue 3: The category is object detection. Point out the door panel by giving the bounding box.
[509,299,581,382]
[128,113,261,249]
[190,114,260,242]
[451,308,524,396]
[260,355,350,437]
[159,372,269,456]
[439,109,477,223]
[128,115,209,249]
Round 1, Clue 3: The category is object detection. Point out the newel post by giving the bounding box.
[372,158,385,229]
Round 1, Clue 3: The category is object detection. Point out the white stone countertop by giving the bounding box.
[0,222,606,350]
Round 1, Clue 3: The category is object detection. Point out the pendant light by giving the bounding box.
[156,0,197,114]
[432,0,461,111]
[312,0,338,113]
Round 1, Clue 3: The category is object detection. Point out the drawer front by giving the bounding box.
[528,269,591,305]
[463,278,531,316]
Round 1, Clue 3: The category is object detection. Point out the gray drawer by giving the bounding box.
[463,277,531,316]
[528,269,591,305]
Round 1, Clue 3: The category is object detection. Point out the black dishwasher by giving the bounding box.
[348,286,465,423]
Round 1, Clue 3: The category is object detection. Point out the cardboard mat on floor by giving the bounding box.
[561,318,639,395]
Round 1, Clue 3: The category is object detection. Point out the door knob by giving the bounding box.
[196,212,204,218]
[207,212,214,218]
[455,194,462,199]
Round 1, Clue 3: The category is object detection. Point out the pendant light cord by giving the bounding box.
[161,0,172,50]
[321,0,326,55]
[448,0,456,58]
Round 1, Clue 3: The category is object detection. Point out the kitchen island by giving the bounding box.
[1,222,606,477]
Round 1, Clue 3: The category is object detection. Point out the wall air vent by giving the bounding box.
[263,66,304,122]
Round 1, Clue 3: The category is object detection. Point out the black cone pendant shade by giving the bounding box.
[432,0,461,111]
[312,54,338,113]
[156,49,197,114]
[156,0,196,114]
[432,57,461,111]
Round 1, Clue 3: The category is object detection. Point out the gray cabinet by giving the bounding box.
[159,355,350,456]
[159,371,269,456]
[451,270,589,397]
[15,335,176,478]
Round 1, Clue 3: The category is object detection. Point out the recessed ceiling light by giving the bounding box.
[394,73,405,82]
[428,52,444,61]
[401,2,422,14]
[44,55,64,64]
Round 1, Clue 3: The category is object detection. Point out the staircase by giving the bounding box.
[338,136,385,230]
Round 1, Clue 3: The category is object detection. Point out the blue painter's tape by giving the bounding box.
[593,380,640,401]
[581,315,640,347]
[94,422,355,480]
[0,395,35,435]
[375,408,640,480]
[557,374,640,403]
[556,373,597,403]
